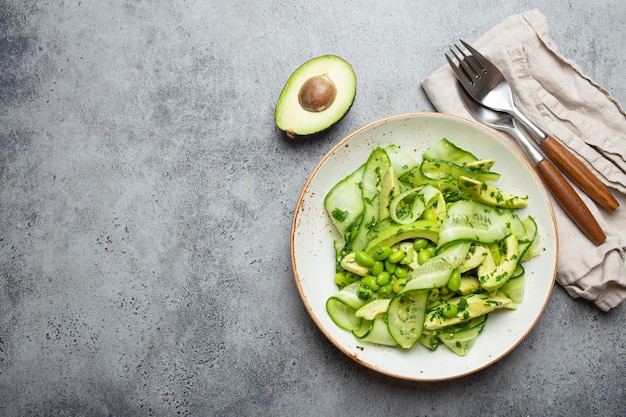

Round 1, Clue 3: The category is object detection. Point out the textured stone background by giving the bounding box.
[1,1,625,416]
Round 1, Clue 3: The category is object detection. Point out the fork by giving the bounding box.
[457,83,606,245]
[446,40,619,212]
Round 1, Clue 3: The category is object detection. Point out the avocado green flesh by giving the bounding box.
[275,55,356,138]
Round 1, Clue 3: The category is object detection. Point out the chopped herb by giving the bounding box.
[331,208,349,222]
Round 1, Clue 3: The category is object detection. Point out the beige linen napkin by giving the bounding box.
[422,9,626,311]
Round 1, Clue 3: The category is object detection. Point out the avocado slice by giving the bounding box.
[458,175,528,208]
[478,233,520,292]
[275,55,356,138]
[363,220,439,255]
[423,291,514,331]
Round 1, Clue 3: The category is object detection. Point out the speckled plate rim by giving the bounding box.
[291,112,558,381]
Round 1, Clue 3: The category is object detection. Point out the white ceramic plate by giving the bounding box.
[291,113,558,381]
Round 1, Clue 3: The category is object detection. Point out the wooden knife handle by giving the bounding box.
[541,135,619,211]
[536,158,606,245]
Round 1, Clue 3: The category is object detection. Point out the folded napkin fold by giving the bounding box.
[422,9,626,311]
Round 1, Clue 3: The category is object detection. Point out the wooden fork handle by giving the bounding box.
[536,158,606,245]
[541,135,619,211]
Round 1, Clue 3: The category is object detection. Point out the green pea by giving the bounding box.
[413,238,429,251]
[345,272,360,283]
[418,248,433,265]
[361,275,379,291]
[376,271,391,286]
[357,285,374,300]
[423,207,438,222]
[443,303,458,318]
[384,259,396,274]
[388,249,405,264]
[371,260,384,276]
[400,248,415,265]
[394,265,408,279]
[372,246,392,261]
[334,272,348,287]
[446,268,461,291]
[378,283,393,295]
[392,277,406,293]
[355,250,375,267]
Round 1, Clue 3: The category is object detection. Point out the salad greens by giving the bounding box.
[324,138,540,356]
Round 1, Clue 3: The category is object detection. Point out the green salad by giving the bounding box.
[324,138,540,356]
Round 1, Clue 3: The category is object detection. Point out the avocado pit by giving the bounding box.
[298,75,337,112]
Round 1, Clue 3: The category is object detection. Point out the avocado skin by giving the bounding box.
[275,55,356,139]
[276,103,353,140]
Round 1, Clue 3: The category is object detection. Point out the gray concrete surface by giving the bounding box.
[1,1,625,416]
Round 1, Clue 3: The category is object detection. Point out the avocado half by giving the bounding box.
[275,55,356,139]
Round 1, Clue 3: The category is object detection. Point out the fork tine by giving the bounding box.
[454,44,485,77]
[459,39,494,72]
[447,44,485,89]
[449,47,478,84]
[445,52,474,89]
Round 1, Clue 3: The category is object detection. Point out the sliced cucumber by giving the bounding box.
[350,147,391,252]
[324,164,365,238]
[519,215,540,262]
[403,257,453,292]
[326,282,367,331]
[422,138,479,165]
[420,159,501,183]
[437,241,471,267]
[438,316,487,356]
[438,200,513,248]
[387,290,428,348]
[419,184,447,222]
[326,298,361,331]
[500,265,525,303]
[388,184,446,225]
[352,318,373,338]
[389,187,426,225]
[384,144,420,178]
[419,329,441,351]
[357,317,398,347]
[401,243,469,293]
